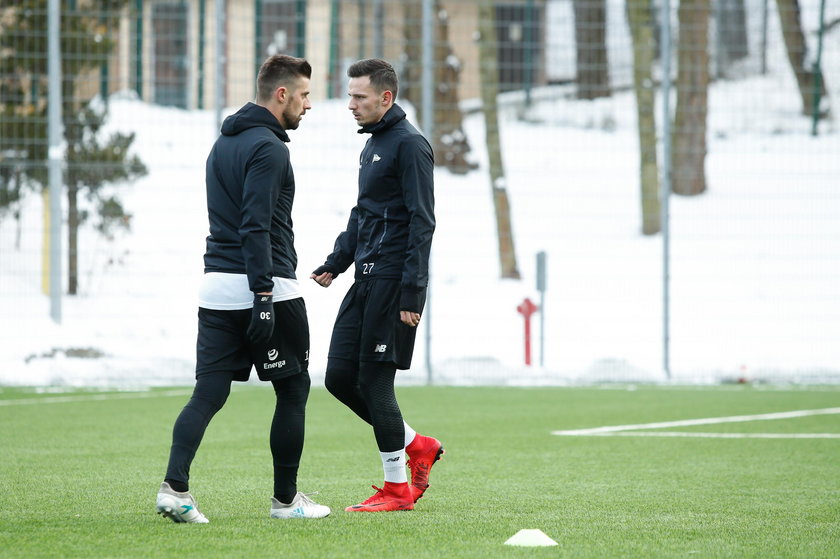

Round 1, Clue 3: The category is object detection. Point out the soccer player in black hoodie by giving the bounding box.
[155,54,330,523]
[311,58,443,512]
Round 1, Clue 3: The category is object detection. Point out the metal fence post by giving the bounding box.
[536,251,546,368]
[215,0,226,132]
[48,0,63,323]
[421,0,435,384]
[660,0,673,380]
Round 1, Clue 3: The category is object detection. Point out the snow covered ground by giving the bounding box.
[2,13,838,388]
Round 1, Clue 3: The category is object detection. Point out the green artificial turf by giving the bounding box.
[1,384,838,558]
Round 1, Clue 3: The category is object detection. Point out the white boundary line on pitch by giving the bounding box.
[595,431,840,439]
[551,407,840,439]
[0,389,194,406]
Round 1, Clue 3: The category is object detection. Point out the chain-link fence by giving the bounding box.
[1,0,838,387]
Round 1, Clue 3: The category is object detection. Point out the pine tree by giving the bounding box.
[0,0,147,294]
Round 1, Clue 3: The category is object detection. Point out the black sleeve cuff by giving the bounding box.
[400,287,422,313]
[312,264,339,277]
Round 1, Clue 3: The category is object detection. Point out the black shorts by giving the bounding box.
[196,297,310,382]
[328,279,426,370]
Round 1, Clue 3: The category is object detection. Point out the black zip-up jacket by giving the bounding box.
[323,104,435,312]
[203,102,297,294]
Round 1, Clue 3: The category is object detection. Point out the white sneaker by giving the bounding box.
[270,492,331,519]
[156,482,209,523]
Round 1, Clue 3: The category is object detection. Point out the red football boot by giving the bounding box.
[406,435,445,503]
[344,482,414,512]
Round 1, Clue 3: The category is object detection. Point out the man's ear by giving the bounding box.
[275,86,288,104]
[382,90,393,107]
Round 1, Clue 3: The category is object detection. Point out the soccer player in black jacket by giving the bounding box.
[155,54,329,523]
[311,58,444,512]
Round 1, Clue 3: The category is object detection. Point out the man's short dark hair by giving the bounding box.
[347,58,398,100]
[257,54,312,102]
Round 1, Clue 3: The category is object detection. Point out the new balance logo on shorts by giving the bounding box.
[374,344,387,353]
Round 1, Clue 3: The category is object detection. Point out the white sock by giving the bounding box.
[380,449,408,483]
[404,422,417,447]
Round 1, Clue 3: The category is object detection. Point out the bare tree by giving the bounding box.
[402,0,476,174]
[714,0,749,76]
[573,0,611,99]
[478,0,520,278]
[776,0,829,117]
[627,0,660,234]
[672,0,710,196]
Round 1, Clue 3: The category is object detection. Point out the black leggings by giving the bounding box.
[165,371,310,502]
[325,358,404,453]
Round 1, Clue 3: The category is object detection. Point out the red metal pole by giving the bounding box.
[517,298,538,367]
[523,314,532,366]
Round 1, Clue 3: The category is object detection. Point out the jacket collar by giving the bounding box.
[358,103,406,135]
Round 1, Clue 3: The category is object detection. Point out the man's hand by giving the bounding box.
[247,294,275,344]
[310,265,338,287]
[400,310,421,328]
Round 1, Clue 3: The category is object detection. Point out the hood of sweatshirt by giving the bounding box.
[220,102,290,142]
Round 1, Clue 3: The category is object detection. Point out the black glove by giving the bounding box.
[247,294,275,345]
[312,264,339,278]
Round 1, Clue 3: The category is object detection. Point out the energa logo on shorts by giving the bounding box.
[264,348,286,369]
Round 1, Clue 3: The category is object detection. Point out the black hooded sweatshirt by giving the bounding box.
[203,102,297,295]
[322,103,435,312]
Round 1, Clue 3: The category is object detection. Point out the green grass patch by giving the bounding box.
[1,385,838,558]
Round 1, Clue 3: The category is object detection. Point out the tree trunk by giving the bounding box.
[402,0,476,174]
[402,0,422,102]
[627,0,660,234]
[776,0,829,117]
[67,180,78,295]
[63,80,79,295]
[478,0,520,279]
[715,0,749,76]
[672,0,710,196]
[573,0,610,99]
